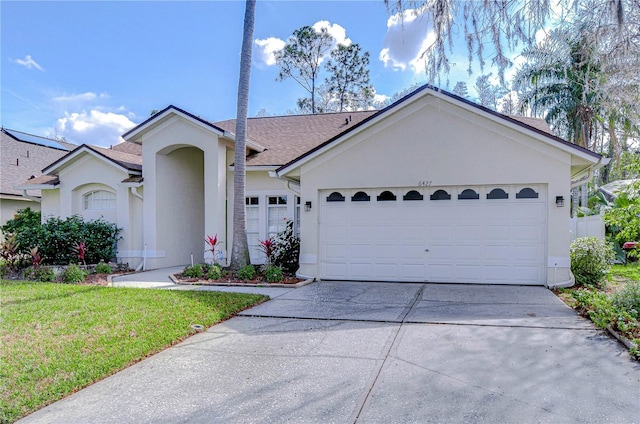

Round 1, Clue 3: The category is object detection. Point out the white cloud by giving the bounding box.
[312,20,351,48]
[379,6,436,74]
[254,21,352,67]
[12,55,44,71]
[254,37,286,66]
[52,92,108,103]
[374,93,390,104]
[55,109,137,147]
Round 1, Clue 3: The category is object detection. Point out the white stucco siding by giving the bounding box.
[296,96,573,285]
[140,115,224,269]
[0,198,39,226]
[40,190,60,220]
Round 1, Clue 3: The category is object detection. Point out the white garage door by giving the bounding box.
[319,185,547,285]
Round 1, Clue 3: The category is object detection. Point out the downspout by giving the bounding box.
[129,185,144,271]
[21,190,41,203]
[130,186,143,200]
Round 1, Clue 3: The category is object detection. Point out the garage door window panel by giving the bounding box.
[430,189,451,200]
[458,189,480,200]
[516,187,539,199]
[377,190,397,201]
[351,191,371,202]
[326,191,345,202]
[487,188,509,199]
[403,190,424,201]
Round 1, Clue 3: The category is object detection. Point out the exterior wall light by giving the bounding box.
[556,196,564,207]
[305,201,312,212]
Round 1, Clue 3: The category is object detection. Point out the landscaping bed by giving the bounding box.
[555,263,640,360]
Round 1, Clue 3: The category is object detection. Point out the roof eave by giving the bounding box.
[123,105,227,143]
[42,144,141,175]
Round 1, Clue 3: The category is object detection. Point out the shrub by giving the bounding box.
[0,260,8,278]
[207,264,222,280]
[3,213,121,265]
[611,282,640,319]
[237,265,256,280]
[95,261,113,274]
[570,237,614,288]
[264,265,283,283]
[61,264,88,284]
[23,266,55,282]
[183,264,204,279]
[271,220,300,274]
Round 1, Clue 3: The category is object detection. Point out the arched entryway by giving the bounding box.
[155,146,204,266]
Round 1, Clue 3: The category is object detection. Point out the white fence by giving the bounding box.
[570,214,605,241]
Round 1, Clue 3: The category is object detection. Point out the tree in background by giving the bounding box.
[275,25,334,114]
[230,0,256,270]
[473,74,508,111]
[451,81,468,99]
[325,43,374,112]
[383,0,627,84]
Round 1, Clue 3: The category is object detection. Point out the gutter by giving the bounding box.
[21,190,41,203]
[268,170,300,195]
[571,156,611,189]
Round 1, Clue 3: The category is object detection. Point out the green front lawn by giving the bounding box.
[0,280,267,423]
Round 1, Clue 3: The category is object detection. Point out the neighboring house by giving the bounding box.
[0,128,75,225]
[18,85,607,286]
[600,179,638,203]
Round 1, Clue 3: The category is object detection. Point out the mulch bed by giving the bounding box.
[175,273,303,285]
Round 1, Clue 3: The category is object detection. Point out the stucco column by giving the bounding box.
[203,142,220,264]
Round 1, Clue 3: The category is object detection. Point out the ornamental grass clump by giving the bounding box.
[570,237,614,288]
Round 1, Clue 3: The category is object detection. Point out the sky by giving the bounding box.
[1,0,519,147]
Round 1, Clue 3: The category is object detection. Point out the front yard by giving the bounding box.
[556,263,640,359]
[0,280,267,423]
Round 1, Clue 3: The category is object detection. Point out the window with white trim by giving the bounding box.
[295,196,301,238]
[267,195,288,238]
[83,190,116,211]
[245,196,260,262]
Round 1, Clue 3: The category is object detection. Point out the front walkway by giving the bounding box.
[20,278,640,423]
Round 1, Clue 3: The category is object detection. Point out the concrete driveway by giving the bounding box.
[20,281,640,424]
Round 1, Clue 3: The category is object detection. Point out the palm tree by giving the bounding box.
[230,0,256,269]
[513,28,604,150]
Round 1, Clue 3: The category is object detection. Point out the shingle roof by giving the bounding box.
[215,111,377,166]
[88,145,142,171]
[1,129,74,196]
[111,141,142,156]
[42,144,143,175]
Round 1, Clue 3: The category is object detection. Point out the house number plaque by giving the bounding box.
[418,180,432,187]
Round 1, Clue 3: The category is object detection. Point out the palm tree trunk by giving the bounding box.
[230,0,256,270]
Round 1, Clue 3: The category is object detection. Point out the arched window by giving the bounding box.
[516,188,539,199]
[403,190,424,201]
[458,189,479,200]
[326,191,345,202]
[430,189,451,200]
[377,190,397,201]
[84,190,116,210]
[351,191,371,202]
[487,188,509,199]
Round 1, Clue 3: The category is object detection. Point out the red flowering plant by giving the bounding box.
[205,234,223,264]
[30,247,43,268]
[258,238,275,265]
[73,241,87,266]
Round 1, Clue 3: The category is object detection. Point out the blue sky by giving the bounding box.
[1,1,513,147]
